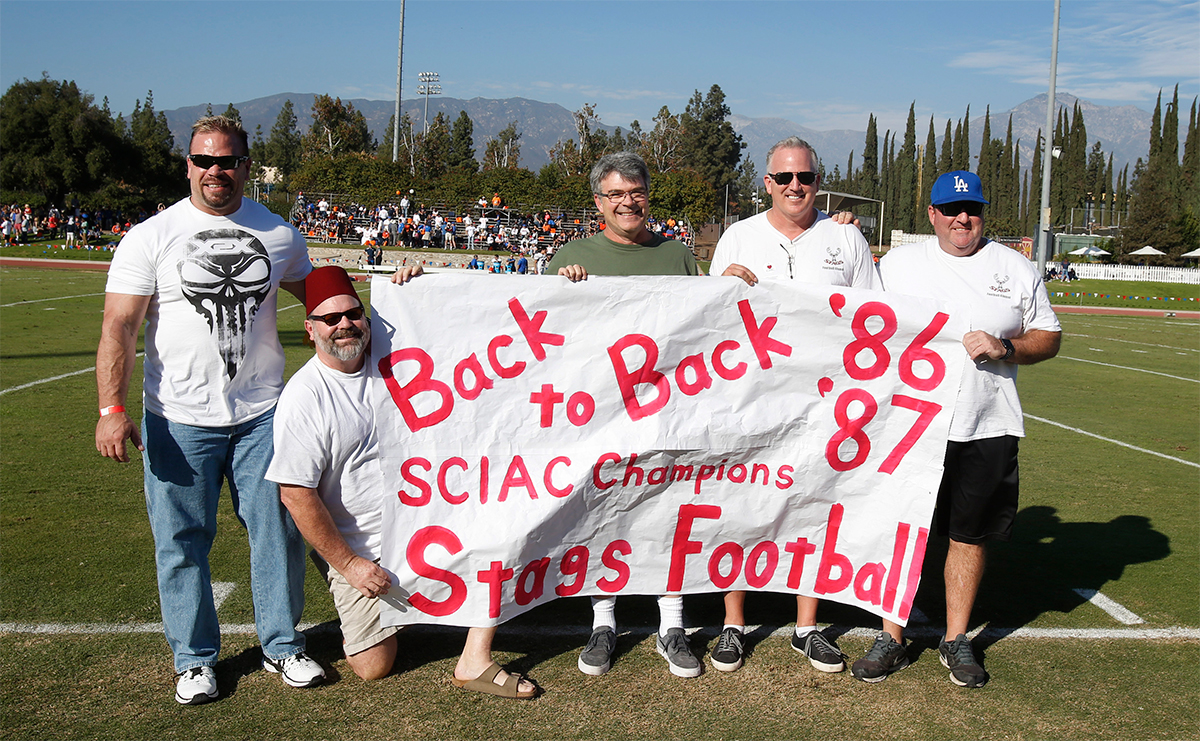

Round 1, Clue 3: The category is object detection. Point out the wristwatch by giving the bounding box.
[1000,338,1015,361]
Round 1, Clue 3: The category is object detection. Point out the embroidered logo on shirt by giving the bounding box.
[988,272,1012,296]
[823,244,844,269]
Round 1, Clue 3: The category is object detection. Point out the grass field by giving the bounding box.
[1,267,1197,740]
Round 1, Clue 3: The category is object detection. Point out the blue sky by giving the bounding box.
[2,0,1197,134]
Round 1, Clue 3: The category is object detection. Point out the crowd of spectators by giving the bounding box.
[1,202,161,246]
[289,192,695,262]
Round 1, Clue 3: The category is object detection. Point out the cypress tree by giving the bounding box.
[1183,97,1199,218]
[897,103,917,233]
[861,114,879,199]
[921,116,937,226]
[979,107,993,193]
[958,106,971,170]
[938,118,953,178]
[1028,129,1043,236]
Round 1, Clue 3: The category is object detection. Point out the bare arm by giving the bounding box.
[95,293,152,462]
[962,328,1062,365]
[279,484,392,598]
[280,279,305,306]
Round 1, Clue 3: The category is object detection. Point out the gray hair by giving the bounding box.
[766,136,819,171]
[590,152,650,194]
[190,115,249,155]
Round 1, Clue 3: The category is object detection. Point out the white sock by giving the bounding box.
[657,595,684,637]
[591,596,616,631]
[723,624,745,634]
[794,624,817,639]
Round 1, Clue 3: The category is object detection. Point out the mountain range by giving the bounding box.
[163,92,1167,178]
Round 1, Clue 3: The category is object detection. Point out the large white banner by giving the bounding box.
[369,273,966,628]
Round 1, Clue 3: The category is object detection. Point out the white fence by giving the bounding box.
[1067,264,1199,284]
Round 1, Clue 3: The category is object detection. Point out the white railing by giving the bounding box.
[1070,263,1199,284]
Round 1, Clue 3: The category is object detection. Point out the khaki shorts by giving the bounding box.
[311,552,402,656]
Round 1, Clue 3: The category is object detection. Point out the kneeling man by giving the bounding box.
[266,266,537,698]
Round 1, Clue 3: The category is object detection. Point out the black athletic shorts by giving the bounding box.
[934,436,1020,544]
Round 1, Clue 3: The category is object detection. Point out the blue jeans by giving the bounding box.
[142,407,306,672]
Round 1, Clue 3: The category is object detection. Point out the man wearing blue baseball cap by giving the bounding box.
[850,170,1061,688]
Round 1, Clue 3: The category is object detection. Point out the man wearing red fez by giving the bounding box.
[266,266,538,698]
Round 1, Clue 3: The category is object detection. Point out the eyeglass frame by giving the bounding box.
[593,188,650,204]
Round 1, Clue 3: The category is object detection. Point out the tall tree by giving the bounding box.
[302,95,374,159]
[221,103,241,124]
[447,110,477,174]
[937,118,953,178]
[919,116,937,219]
[860,113,879,199]
[483,121,521,170]
[419,111,451,179]
[265,99,302,178]
[679,84,745,199]
[641,106,684,172]
[895,102,917,233]
[1183,96,1199,218]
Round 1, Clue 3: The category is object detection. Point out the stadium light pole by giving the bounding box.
[417,72,441,135]
[1035,0,1061,274]
[392,0,405,163]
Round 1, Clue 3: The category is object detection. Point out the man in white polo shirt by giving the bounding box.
[707,137,879,675]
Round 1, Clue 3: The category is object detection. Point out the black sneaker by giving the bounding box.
[710,627,745,672]
[790,630,846,672]
[578,627,615,676]
[656,627,702,678]
[938,634,988,688]
[851,632,910,683]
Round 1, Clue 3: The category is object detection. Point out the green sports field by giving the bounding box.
[1,267,1196,740]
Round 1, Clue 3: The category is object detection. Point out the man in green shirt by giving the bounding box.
[549,152,702,680]
[548,152,699,279]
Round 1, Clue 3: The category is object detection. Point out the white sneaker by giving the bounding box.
[263,651,326,688]
[175,666,218,705]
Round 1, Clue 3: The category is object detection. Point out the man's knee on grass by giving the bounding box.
[346,635,398,681]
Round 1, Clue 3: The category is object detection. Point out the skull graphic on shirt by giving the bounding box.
[179,229,272,379]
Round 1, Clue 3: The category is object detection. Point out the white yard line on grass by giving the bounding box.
[2,622,1196,641]
[212,582,236,610]
[1,292,105,307]
[1073,589,1144,625]
[1067,334,1199,353]
[1024,413,1199,469]
[0,353,143,396]
[1056,355,1198,383]
[0,299,315,397]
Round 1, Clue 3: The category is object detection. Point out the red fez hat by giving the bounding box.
[305,266,361,315]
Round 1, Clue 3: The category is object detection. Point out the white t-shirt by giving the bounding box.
[265,356,385,559]
[105,197,312,426]
[879,237,1061,441]
[710,210,881,289]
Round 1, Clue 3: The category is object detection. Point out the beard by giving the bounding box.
[316,324,369,363]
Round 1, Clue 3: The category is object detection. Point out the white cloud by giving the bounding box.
[949,1,1199,103]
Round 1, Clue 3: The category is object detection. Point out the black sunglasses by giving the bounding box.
[188,154,249,170]
[935,201,985,218]
[768,171,818,186]
[307,306,366,326]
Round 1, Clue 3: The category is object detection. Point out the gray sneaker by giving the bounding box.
[851,632,910,683]
[790,630,846,672]
[938,634,988,688]
[710,627,745,672]
[656,627,702,678]
[578,627,615,676]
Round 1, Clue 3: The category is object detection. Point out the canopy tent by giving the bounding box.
[1068,245,1110,256]
[816,190,886,250]
[1181,248,1200,258]
[1128,246,1166,256]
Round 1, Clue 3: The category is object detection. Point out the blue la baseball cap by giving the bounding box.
[930,170,989,205]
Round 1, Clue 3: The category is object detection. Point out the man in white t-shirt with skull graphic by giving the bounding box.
[96,115,324,705]
[852,170,1061,688]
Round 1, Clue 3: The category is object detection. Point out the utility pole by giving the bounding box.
[392,0,405,162]
[1036,0,1061,273]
